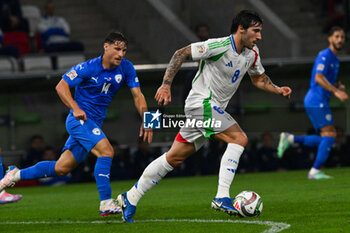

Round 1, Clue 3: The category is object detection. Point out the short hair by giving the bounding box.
[230,10,263,33]
[328,26,344,37]
[104,31,128,46]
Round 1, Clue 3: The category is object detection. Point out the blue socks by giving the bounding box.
[313,136,335,169]
[0,155,3,179]
[294,135,335,169]
[20,161,57,180]
[294,135,322,147]
[94,157,113,201]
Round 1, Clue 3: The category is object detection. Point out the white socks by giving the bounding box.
[127,153,173,206]
[287,134,294,144]
[216,143,244,198]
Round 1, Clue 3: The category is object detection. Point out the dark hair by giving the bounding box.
[104,31,128,45]
[230,10,263,33]
[328,26,344,37]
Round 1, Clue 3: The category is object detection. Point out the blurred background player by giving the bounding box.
[278,26,348,180]
[0,31,152,215]
[0,147,22,204]
[117,10,292,223]
[37,0,84,53]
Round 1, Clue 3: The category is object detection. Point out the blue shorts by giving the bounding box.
[304,96,333,131]
[62,113,106,164]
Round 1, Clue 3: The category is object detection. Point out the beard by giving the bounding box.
[332,42,343,51]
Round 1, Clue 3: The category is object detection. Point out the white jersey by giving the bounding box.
[185,35,265,109]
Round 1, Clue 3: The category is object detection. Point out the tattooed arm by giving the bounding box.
[155,45,192,106]
[250,73,292,99]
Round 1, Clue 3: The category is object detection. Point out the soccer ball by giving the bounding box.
[233,191,263,217]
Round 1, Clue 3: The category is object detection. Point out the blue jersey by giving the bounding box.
[308,48,339,102]
[62,56,140,126]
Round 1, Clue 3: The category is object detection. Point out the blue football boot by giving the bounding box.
[211,197,238,216]
[116,192,136,223]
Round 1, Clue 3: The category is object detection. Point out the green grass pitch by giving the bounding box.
[0,167,349,232]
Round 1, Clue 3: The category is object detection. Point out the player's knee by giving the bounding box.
[238,135,248,147]
[55,166,71,176]
[166,155,184,167]
[320,128,336,138]
[103,146,114,158]
[228,133,248,147]
[168,158,184,167]
[95,144,114,158]
[321,132,336,138]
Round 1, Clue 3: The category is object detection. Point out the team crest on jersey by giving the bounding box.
[135,77,139,82]
[317,64,325,71]
[196,45,206,54]
[67,70,78,80]
[92,128,101,135]
[115,74,122,83]
[244,56,251,68]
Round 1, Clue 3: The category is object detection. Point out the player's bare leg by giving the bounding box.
[55,150,78,176]
[211,123,247,215]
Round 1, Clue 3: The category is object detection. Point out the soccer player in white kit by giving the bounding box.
[117,10,292,222]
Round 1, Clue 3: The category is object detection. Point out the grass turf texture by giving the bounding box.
[1,167,350,233]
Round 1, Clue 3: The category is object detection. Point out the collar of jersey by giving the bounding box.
[326,47,338,60]
[230,35,245,54]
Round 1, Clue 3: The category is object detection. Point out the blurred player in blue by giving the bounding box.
[278,26,348,179]
[0,147,22,204]
[0,31,153,215]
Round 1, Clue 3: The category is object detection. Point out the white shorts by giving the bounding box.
[177,104,237,150]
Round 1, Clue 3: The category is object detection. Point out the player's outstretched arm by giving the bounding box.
[315,73,348,102]
[155,45,192,106]
[56,79,87,120]
[250,73,292,99]
[130,87,153,144]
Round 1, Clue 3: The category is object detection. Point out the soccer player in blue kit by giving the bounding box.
[0,31,153,215]
[278,26,348,179]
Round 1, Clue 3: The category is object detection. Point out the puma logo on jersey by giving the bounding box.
[91,77,98,83]
[225,61,233,67]
[98,173,110,179]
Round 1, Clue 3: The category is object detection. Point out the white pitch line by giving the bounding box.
[0,219,290,233]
